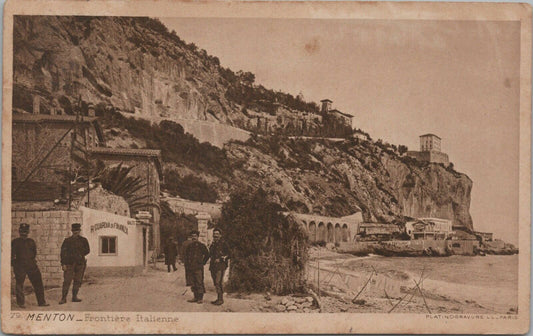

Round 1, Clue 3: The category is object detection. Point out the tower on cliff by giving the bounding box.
[320,99,332,115]
[406,133,449,165]
[420,134,441,152]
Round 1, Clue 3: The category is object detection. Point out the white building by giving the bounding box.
[405,218,453,240]
[80,207,150,275]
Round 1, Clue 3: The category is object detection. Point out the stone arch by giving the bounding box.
[327,223,334,243]
[302,220,308,232]
[335,223,342,243]
[308,221,317,242]
[342,224,349,242]
[318,222,326,242]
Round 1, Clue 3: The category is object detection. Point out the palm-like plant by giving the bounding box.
[95,163,148,212]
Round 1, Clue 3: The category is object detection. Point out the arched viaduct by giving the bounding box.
[288,212,363,244]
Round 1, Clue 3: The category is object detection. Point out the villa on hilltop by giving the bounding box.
[320,99,354,127]
[406,134,450,165]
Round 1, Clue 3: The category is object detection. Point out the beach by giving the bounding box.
[307,248,519,314]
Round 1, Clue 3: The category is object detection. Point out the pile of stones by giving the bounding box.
[273,296,318,313]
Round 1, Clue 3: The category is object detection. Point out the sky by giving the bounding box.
[160,18,520,244]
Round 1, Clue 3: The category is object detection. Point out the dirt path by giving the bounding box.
[12,263,259,312]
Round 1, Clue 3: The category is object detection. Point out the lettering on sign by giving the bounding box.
[90,222,128,234]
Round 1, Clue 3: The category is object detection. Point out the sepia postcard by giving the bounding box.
[1,0,531,334]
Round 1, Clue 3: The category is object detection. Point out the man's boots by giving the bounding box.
[72,289,82,302]
[59,288,68,304]
[187,293,198,303]
[196,293,203,304]
[212,293,224,306]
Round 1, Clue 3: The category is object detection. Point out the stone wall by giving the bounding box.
[289,212,362,244]
[406,150,450,165]
[11,210,82,287]
[129,113,251,149]
[176,118,250,148]
[163,197,222,218]
[74,185,130,217]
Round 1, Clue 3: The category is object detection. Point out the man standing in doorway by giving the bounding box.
[164,237,178,272]
[183,230,209,304]
[209,228,230,305]
[11,223,49,308]
[59,223,90,304]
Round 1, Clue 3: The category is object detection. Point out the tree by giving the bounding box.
[398,145,408,155]
[96,163,147,214]
[159,201,197,251]
[218,188,308,294]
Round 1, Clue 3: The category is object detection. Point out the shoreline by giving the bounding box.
[305,247,518,314]
[334,240,519,258]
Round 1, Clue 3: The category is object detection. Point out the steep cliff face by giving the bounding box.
[14,16,239,123]
[225,138,473,230]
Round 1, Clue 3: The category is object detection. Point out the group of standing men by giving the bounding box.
[11,223,90,308]
[13,222,228,308]
[166,228,229,305]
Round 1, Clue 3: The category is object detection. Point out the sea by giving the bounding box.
[344,254,519,313]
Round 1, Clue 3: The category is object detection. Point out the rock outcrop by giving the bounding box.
[14,16,236,123]
[224,137,473,230]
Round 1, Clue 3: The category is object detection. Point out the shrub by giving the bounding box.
[99,109,231,177]
[162,169,218,202]
[159,201,197,249]
[219,188,308,294]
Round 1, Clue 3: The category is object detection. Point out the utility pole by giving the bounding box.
[68,96,84,210]
[317,246,320,300]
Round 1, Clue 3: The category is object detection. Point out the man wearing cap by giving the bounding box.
[183,230,209,303]
[59,223,90,304]
[11,223,49,308]
[208,228,230,305]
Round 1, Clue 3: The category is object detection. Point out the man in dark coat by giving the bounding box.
[180,233,193,286]
[59,223,90,304]
[183,230,209,303]
[164,237,178,272]
[11,223,49,308]
[209,228,230,305]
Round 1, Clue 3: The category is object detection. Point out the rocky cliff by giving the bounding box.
[12,16,474,231]
[225,137,473,230]
[14,16,234,122]
[13,16,320,131]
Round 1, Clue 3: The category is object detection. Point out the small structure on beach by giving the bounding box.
[405,218,452,240]
[356,223,401,241]
[474,231,494,242]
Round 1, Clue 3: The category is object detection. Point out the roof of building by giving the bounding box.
[330,109,354,118]
[360,223,399,227]
[320,99,333,103]
[419,133,441,139]
[89,147,163,179]
[13,111,106,144]
[13,111,98,123]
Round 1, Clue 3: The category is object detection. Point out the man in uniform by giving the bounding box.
[183,230,209,303]
[11,223,49,308]
[209,228,230,305]
[59,223,90,304]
